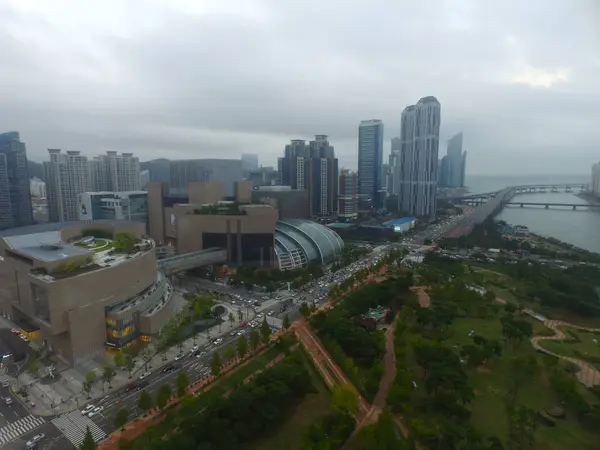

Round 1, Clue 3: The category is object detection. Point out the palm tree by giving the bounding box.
[228,312,235,328]
[102,364,115,390]
[237,309,244,322]
[140,349,153,372]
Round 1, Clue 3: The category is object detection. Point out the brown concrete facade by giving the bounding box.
[0,221,172,365]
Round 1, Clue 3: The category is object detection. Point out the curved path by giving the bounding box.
[530,320,600,387]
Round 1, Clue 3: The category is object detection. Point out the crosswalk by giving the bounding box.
[51,411,106,448]
[0,414,46,446]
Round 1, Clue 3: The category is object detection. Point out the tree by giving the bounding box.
[26,358,39,378]
[156,384,172,411]
[113,352,125,372]
[507,355,538,408]
[83,371,96,399]
[101,364,116,390]
[176,371,189,398]
[228,311,235,328]
[237,335,248,359]
[260,316,272,345]
[123,355,136,379]
[507,406,537,450]
[211,351,222,376]
[237,309,244,322]
[137,390,153,416]
[224,345,236,363]
[250,329,260,352]
[299,302,311,317]
[140,349,154,372]
[331,385,360,417]
[79,426,97,450]
[282,314,291,329]
[114,407,129,431]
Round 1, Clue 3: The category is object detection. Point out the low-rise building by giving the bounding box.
[78,191,148,228]
[0,221,173,365]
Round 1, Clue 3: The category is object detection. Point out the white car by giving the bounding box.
[174,353,184,361]
[26,433,45,448]
[190,346,199,353]
[139,371,151,380]
[81,404,95,415]
[88,406,104,417]
[213,338,223,345]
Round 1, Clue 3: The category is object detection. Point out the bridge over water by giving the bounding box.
[443,183,590,238]
[505,202,600,210]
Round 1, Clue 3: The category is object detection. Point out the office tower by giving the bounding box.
[398,96,441,217]
[168,159,243,197]
[89,152,141,192]
[445,132,467,187]
[358,120,384,210]
[591,162,600,197]
[44,149,91,222]
[338,169,358,221]
[277,135,339,219]
[0,132,34,230]
[241,153,259,177]
[248,166,278,187]
[79,191,148,225]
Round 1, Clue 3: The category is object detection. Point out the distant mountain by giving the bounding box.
[28,160,45,181]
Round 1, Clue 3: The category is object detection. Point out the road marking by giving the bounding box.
[0,414,46,446]
[51,411,106,448]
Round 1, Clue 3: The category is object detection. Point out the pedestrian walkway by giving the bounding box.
[0,415,46,446]
[51,410,107,448]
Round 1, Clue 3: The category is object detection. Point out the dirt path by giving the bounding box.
[530,320,600,387]
[410,286,431,308]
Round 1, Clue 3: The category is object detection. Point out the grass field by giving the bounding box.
[539,328,600,370]
[252,347,332,450]
[443,317,600,450]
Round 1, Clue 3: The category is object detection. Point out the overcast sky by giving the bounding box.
[1,0,599,175]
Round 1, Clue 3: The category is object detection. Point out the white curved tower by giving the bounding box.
[398,96,441,217]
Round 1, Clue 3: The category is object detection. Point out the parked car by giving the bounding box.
[88,406,104,417]
[139,372,150,380]
[125,384,137,392]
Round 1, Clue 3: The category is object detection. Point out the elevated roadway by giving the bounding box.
[158,247,227,275]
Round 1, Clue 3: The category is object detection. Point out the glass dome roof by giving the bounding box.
[275,219,344,266]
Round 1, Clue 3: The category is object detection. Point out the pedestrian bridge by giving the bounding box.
[158,247,227,274]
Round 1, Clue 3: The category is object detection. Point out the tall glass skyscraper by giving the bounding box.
[357,120,384,210]
[398,96,441,217]
[0,132,33,230]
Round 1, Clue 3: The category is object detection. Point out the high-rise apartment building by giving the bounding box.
[591,162,600,197]
[90,152,141,192]
[168,159,243,197]
[241,153,259,177]
[442,132,467,188]
[357,120,384,210]
[277,135,338,219]
[0,132,33,230]
[387,137,401,196]
[44,149,91,222]
[338,169,358,221]
[140,170,150,189]
[398,96,441,217]
[30,177,47,198]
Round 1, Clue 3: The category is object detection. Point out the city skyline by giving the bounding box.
[0,1,597,175]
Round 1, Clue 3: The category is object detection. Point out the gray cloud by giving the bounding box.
[0,0,598,174]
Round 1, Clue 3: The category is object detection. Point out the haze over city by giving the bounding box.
[1,0,599,174]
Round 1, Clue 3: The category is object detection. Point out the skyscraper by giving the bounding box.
[387,137,401,196]
[44,149,91,222]
[277,135,338,219]
[591,162,600,198]
[338,169,358,221]
[398,96,441,217]
[445,132,467,187]
[241,153,259,177]
[357,120,384,210]
[0,132,33,230]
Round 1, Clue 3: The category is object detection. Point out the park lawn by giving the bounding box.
[251,347,332,450]
[538,328,600,370]
[445,317,599,449]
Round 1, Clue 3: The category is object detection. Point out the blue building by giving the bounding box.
[358,120,384,210]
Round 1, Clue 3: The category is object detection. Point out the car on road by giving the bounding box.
[4,397,12,405]
[81,404,95,415]
[139,372,151,380]
[25,433,45,449]
[190,345,199,353]
[239,321,247,327]
[162,365,177,373]
[230,330,237,336]
[1,380,10,388]
[174,353,185,361]
[125,384,137,392]
[213,338,223,345]
[88,406,104,417]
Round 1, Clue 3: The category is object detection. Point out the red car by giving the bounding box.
[125,384,137,392]
[239,321,247,327]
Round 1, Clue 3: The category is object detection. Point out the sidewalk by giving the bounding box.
[8,302,253,416]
